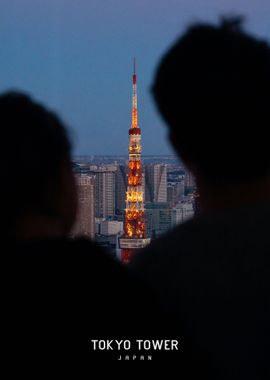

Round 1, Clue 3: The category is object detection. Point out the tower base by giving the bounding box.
[119,237,151,264]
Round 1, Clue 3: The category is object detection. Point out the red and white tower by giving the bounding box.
[119,59,150,264]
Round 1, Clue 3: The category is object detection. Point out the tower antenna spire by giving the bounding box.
[132,57,138,127]
[132,57,137,85]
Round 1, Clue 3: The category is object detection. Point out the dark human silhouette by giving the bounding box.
[0,92,170,371]
[130,18,270,378]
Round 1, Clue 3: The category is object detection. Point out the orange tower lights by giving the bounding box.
[119,59,150,263]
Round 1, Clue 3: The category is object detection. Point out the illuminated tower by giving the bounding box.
[119,59,150,263]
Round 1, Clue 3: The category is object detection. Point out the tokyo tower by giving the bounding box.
[119,59,150,264]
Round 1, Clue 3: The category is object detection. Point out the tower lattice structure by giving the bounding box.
[119,59,150,263]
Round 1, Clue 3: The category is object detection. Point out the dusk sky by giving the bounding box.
[1,0,270,155]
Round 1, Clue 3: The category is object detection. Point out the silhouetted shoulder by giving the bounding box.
[131,203,270,279]
[3,237,180,370]
[130,203,270,378]
[3,238,163,368]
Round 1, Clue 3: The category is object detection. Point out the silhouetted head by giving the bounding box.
[0,91,77,238]
[152,17,270,185]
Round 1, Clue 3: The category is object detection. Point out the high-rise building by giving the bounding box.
[89,165,116,219]
[145,164,167,203]
[167,181,184,207]
[172,200,194,226]
[119,60,150,263]
[71,174,95,238]
[100,220,123,236]
[115,164,127,215]
[145,202,172,238]
[184,168,196,195]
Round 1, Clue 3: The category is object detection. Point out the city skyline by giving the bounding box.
[72,66,195,255]
[1,0,270,155]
